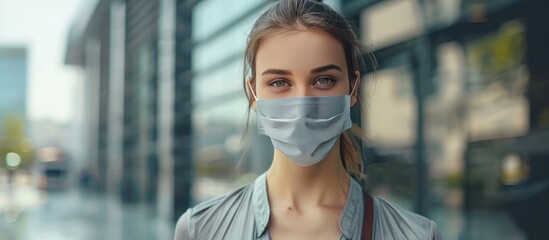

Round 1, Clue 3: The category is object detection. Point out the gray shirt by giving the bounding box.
[175,173,441,240]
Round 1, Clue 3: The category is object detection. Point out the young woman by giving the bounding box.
[175,0,441,239]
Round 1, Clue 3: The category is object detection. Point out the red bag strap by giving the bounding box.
[362,192,374,240]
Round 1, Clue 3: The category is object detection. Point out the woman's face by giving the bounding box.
[252,29,357,102]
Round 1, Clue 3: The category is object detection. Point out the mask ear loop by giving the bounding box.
[247,80,258,100]
[350,78,359,96]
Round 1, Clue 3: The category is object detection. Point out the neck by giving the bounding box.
[265,140,350,212]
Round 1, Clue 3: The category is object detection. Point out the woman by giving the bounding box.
[175,0,441,239]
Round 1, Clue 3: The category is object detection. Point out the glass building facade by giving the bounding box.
[65,0,189,226]
[349,0,548,239]
[189,0,268,203]
[0,47,27,135]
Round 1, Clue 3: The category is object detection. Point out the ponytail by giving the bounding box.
[340,124,366,180]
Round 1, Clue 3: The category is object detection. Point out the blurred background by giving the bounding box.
[0,0,548,239]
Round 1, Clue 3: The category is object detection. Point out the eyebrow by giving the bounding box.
[261,68,291,76]
[310,64,343,74]
[261,64,343,76]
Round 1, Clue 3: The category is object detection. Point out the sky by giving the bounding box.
[0,0,84,124]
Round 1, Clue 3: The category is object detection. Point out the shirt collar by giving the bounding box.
[339,176,363,239]
[251,172,363,239]
[252,173,270,238]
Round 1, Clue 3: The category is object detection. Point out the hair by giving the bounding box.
[241,0,375,180]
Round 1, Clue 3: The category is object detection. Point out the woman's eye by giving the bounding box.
[270,80,289,88]
[314,77,335,88]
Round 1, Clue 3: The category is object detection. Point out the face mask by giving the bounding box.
[248,80,358,167]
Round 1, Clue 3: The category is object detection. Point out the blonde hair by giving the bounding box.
[242,0,375,180]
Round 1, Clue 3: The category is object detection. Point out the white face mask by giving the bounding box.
[248,80,357,167]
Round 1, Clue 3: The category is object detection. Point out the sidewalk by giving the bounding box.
[0,186,173,240]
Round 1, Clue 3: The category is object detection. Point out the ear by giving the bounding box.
[246,77,257,111]
[350,70,360,107]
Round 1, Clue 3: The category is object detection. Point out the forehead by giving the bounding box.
[255,29,347,73]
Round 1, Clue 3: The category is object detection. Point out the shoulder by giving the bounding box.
[174,183,255,240]
[372,196,442,240]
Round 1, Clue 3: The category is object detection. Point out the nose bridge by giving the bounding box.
[294,77,311,97]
